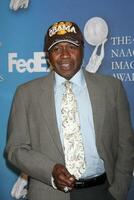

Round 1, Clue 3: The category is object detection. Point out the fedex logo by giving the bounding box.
[8,52,50,73]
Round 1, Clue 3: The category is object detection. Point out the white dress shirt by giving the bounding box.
[54,69,105,179]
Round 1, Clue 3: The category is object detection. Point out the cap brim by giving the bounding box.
[48,39,80,51]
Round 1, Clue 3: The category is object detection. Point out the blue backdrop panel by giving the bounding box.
[0,0,134,199]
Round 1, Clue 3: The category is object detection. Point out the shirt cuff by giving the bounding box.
[51,176,57,189]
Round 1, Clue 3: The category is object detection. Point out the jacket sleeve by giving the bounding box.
[5,86,56,186]
[109,80,134,200]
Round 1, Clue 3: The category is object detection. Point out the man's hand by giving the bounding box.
[52,164,75,192]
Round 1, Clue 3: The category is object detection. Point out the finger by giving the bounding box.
[52,164,75,188]
[59,173,75,188]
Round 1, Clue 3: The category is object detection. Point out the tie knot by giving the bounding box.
[64,81,72,89]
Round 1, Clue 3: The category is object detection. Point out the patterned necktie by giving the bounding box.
[61,81,86,179]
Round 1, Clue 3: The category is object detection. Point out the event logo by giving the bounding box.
[84,17,108,73]
[111,35,134,81]
[8,52,50,73]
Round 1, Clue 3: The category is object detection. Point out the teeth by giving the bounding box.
[62,63,70,67]
[63,64,69,67]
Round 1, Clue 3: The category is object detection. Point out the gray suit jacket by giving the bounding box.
[6,70,134,200]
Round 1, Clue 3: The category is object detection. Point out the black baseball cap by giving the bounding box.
[44,21,84,51]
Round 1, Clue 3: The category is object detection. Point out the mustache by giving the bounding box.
[57,59,73,65]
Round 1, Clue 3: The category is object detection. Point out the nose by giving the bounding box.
[60,47,70,58]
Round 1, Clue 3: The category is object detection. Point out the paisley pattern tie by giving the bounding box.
[61,81,86,179]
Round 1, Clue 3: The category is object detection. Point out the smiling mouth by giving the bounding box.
[61,63,70,67]
[59,62,72,69]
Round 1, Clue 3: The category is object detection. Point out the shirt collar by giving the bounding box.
[55,68,86,89]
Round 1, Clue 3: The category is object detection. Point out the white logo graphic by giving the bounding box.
[8,52,50,73]
[84,17,108,73]
[0,74,5,82]
[10,0,29,11]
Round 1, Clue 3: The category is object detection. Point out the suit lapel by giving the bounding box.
[84,71,106,146]
[39,72,64,158]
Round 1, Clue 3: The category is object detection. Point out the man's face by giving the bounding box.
[48,42,83,80]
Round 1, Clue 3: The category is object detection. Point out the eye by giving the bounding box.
[68,44,78,50]
[51,45,61,53]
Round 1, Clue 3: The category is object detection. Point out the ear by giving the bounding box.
[45,51,51,65]
[45,51,49,60]
[45,52,53,70]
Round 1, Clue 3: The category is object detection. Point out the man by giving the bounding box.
[6,21,134,200]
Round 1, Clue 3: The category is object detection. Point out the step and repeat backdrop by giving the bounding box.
[0,0,134,199]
